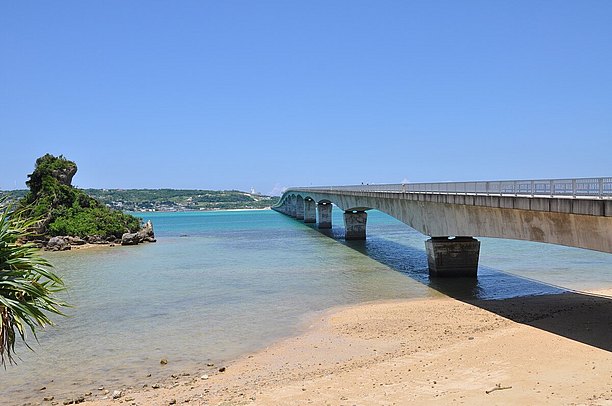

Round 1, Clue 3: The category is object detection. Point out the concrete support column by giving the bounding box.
[317,202,332,229]
[295,197,304,220]
[343,210,367,240]
[304,199,316,223]
[289,197,297,218]
[425,237,480,277]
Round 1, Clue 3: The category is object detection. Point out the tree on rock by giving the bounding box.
[20,154,142,241]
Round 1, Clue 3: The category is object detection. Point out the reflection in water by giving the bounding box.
[321,219,569,301]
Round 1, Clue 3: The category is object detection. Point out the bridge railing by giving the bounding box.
[291,177,612,199]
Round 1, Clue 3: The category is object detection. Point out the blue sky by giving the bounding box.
[1,1,611,195]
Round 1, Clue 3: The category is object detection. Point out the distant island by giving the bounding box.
[84,188,277,212]
[2,187,277,212]
[1,188,277,212]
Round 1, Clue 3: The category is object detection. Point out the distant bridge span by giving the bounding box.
[273,178,612,277]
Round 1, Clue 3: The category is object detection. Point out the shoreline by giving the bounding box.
[76,288,612,406]
[42,209,273,252]
[130,207,273,214]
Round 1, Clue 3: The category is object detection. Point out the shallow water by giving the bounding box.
[1,209,611,404]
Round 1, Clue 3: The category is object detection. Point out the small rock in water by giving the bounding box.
[169,400,177,405]
[218,367,226,373]
[152,383,161,389]
[160,358,168,365]
[97,386,104,391]
[84,392,92,396]
[200,374,209,380]
[112,390,122,399]
[40,386,47,391]
[206,363,214,367]
[43,396,55,401]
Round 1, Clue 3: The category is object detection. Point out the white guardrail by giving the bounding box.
[291,177,612,199]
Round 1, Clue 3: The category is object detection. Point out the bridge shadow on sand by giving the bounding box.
[315,227,612,352]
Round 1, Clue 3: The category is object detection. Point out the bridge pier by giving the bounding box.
[295,196,304,220]
[278,200,289,215]
[344,210,367,240]
[425,237,480,277]
[317,202,332,229]
[304,198,316,223]
[289,196,297,218]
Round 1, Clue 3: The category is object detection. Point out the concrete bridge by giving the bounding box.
[273,178,612,277]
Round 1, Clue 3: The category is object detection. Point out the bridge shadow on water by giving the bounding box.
[315,227,612,352]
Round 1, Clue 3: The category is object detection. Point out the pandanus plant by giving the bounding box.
[0,204,67,366]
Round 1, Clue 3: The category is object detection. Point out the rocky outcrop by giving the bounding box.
[52,164,77,187]
[44,220,156,250]
[120,232,140,245]
[137,220,156,242]
[21,154,144,243]
[121,220,156,245]
[46,236,71,251]
[66,236,86,245]
[87,235,108,244]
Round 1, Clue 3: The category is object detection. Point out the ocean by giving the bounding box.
[2,209,611,404]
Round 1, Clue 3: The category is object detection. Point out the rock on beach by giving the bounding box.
[121,220,156,245]
[46,236,71,251]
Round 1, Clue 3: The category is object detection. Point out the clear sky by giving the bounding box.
[1,1,611,195]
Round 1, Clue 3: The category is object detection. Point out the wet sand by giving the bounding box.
[77,288,612,406]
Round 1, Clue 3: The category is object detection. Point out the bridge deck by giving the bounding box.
[285,189,612,217]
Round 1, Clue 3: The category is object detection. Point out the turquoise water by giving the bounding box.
[2,209,611,404]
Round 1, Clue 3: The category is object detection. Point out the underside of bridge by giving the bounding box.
[274,194,485,277]
[273,186,612,278]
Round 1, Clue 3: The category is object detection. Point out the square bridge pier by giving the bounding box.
[317,202,332,229]
[343,210,367,240]
[426,237,480,277]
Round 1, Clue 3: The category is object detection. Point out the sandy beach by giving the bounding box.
[74,288,612,406]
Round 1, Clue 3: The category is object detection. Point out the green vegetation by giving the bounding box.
[19,154,141,239]
[0,205,67,366]
[46,207,141,238]
[85,189,277,211]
